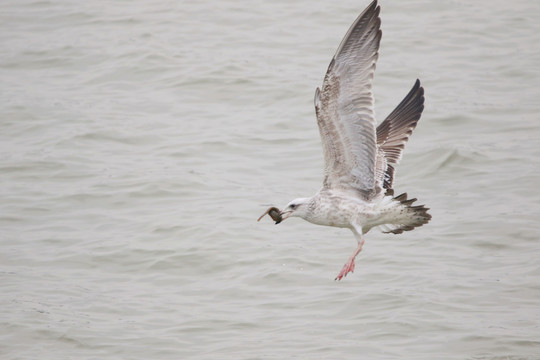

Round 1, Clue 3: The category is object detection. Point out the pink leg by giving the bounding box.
[335,238,365,281]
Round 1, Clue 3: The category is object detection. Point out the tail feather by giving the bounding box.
[382,192,431,234]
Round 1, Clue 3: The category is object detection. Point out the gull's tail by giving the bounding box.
[378,192,431,234]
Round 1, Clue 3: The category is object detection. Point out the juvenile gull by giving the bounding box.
[272,0,431,280]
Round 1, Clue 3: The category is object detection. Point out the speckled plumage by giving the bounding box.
[277,0,431,280]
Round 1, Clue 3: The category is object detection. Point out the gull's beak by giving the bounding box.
[279,210,293,222]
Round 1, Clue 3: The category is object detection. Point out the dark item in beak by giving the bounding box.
[257,207,283,224]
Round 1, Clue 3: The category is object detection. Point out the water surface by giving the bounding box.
[1,0,540,359]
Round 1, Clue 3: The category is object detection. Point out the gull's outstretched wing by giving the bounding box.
[315,0,382,200]
[375,79,425,192]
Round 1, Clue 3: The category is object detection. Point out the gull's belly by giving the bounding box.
[309,211,351,228]
[307,198,368,228]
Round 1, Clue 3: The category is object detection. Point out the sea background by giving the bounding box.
[1,0,539,359]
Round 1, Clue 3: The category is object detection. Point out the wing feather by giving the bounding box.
[375,79,425,191]
[315,0,382,200]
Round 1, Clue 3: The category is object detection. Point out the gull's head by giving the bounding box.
[280,197,311,222]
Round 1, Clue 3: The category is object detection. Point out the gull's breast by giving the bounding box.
[307,193,367,228]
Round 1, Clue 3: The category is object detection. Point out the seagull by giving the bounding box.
[276,0,431,280]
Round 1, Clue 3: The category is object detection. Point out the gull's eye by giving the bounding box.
[290,204,297,209]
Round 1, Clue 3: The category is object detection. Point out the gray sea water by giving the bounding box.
[1,0,540,359]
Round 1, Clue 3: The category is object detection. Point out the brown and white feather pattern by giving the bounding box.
[375,79,425,191]
[315,0,382,200]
